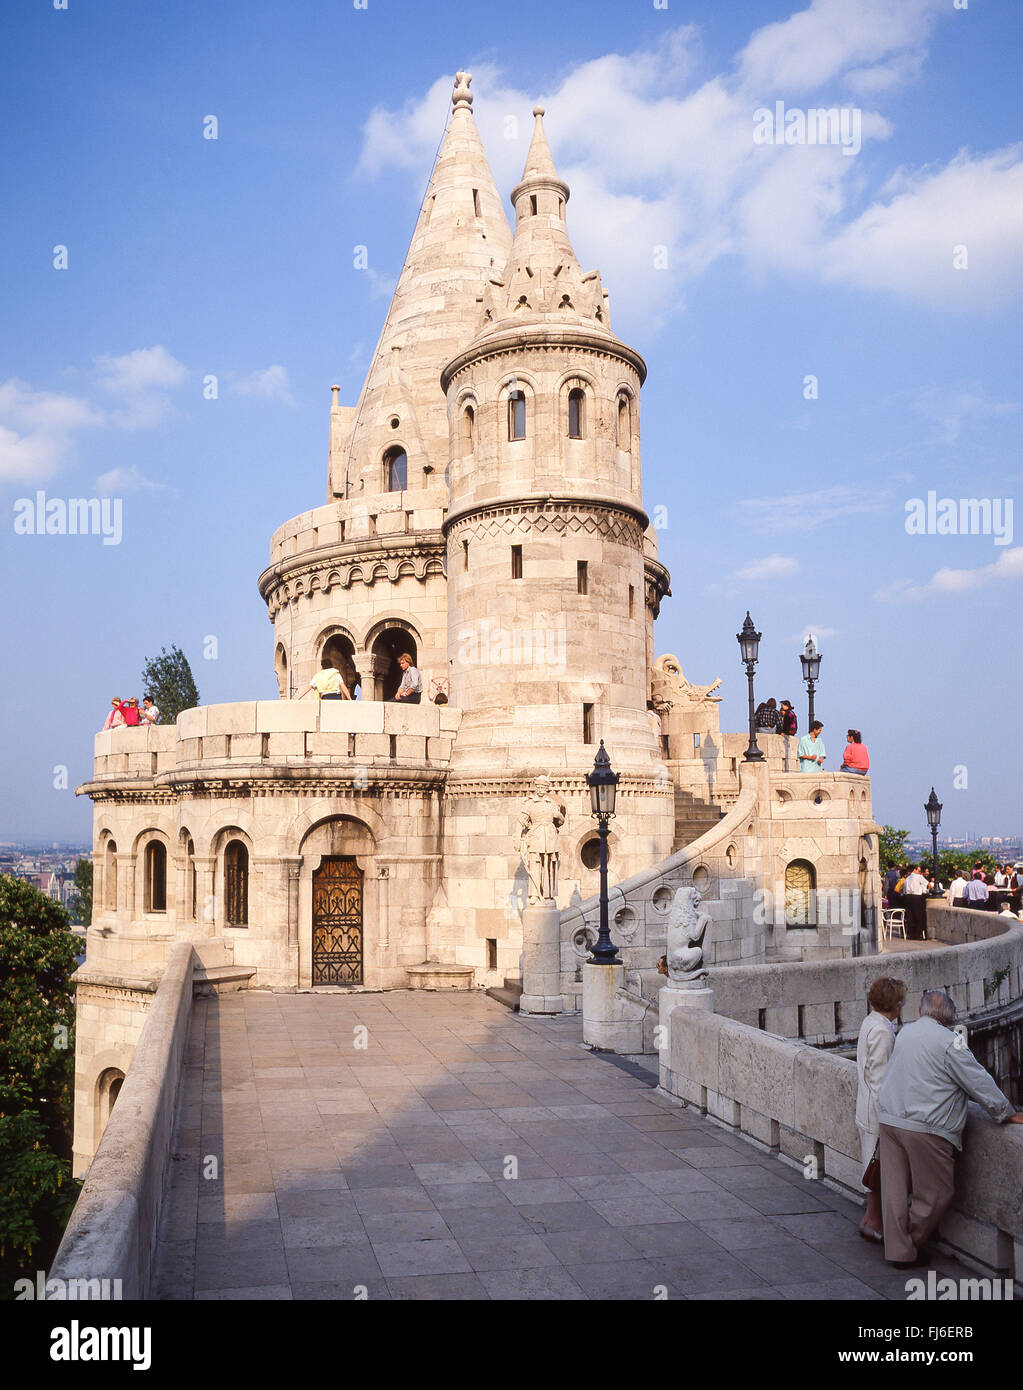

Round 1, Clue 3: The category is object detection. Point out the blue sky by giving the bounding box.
[2,0,1021,842]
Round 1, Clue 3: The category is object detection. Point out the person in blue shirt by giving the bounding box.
[797,720,826,772]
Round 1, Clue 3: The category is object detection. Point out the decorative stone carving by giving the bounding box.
[515,774,566,903]
[665,886,711,986]
[651,653,722,708]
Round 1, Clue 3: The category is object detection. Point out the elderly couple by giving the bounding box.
[856,978,1023,1267]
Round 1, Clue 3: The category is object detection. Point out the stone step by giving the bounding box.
[192,964,257,997]
[486,978,523,1012]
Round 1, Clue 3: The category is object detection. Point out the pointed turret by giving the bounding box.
[473,106,613,338]
[331,73,513,498]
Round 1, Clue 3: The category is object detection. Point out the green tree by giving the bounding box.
[70,859,92,927]
[878,825,910,875]
[0,877,81,1292]
[141,643,199,724]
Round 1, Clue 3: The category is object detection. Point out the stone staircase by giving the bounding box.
[672,785,726,852]
[486,976,523,1011]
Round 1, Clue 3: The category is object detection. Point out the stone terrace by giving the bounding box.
[153,991,967,1301]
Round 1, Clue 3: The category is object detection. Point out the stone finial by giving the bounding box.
[532,104,545,118]
[453,71,473,110]
[330,384,340,408]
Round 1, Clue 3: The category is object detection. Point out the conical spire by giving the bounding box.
[334,73,513,498]
[475,105,611,338]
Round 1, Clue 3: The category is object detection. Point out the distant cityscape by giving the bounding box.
[0,841,92,919]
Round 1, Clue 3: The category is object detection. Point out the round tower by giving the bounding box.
[439,107,675,963]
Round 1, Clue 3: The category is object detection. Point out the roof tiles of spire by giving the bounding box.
[335,71,513,496]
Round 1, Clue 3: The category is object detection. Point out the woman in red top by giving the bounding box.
[841,729,870,774]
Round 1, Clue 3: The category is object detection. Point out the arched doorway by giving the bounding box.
[322,633,361,698]
[371,628,418,701]
[95,1067,125,1151]
[312,857,364,984]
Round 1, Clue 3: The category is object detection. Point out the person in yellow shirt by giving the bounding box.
[307,658,350,700]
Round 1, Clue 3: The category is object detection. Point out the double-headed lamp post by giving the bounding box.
[925,788,942,892]
[586,740,621,964]
[800,634,822,729]
[737,612,764,762]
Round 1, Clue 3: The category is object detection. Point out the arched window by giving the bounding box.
[225,840,249,927]
[617,395,631,450]
[462,405,475,453]
[567,388,585,439]
[274,644,288,699]
[384,447,407,492]
[508,391,526,441]
[95,1067,126,1150]
[784,859,817,927]
[144,841,167,913]
[105,840,117,909]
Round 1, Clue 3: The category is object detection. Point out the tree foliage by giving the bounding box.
[878,825,910,875]
[141,643,199,724]
[0,877,81,1291]
[70,859,92,927]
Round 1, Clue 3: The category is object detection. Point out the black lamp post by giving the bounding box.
[925,788,942,894]
[737,612,764,762]
[586,740,621,964]
[800,634,822,729]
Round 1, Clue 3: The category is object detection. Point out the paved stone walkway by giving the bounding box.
[153,990,966,1300]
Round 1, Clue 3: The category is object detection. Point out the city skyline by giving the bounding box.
[2,0,1021,840]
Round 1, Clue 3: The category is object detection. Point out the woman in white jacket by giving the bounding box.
[856,975,907,1241]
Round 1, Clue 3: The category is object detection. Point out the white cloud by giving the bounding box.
[0,380,104,483]
[353,8,1023,330]
[234,365,296,405]
[94,465,169,496]
[876,548,1023,602]
[732,553,800,582]
[739,484,888,533]
[908,384,1020,447]
[793,625,839,642]
[94,346,188,394]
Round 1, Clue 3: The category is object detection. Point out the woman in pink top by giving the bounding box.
[102,697,127,731]
[841,728,870,774]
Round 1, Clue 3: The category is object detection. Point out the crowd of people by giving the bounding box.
[855,976,1022,1267]
[100,696,160,729]
[883,860,1023,938]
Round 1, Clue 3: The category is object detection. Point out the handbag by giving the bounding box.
[862,1142,881,1193]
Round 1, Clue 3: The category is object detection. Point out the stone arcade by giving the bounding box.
[71,74,879,1176]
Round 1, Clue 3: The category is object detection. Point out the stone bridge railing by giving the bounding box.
[49,942,196,1299]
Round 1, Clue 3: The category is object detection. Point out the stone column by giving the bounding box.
[115,852,134,920]
[191,856,216,936]
[519,904,564,1014]
[582,961,626,1049]
[280,856,302,951]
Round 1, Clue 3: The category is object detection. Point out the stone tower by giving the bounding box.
[439,106,675,960]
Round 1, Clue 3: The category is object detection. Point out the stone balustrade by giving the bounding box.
[89,700,461,782]
[50,942,197,1297]
[659,1004,1023,1278]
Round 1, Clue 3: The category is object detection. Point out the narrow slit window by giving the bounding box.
[508,391,526,441]
[577,561,588,594]
[628,584,635,618]
[511,545,523,579]
[582,703,594,744]
[617,395,631,450]
[463,404,475,452]
[389,734,397,760]
[529,194,537,215]
[486,938,498,971]
[568,388,584,439]
[462,538,470,571]
[144,841,167,913]
[472,187,481,217]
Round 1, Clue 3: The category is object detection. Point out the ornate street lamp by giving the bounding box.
[800,634,822,729]
[925,787,942,894]
[586,740,621,964]
[737,612,764,762]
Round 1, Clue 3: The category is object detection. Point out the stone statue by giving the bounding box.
[665,886,711,986]
[515,775,566,903]
[652,653,722,708]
